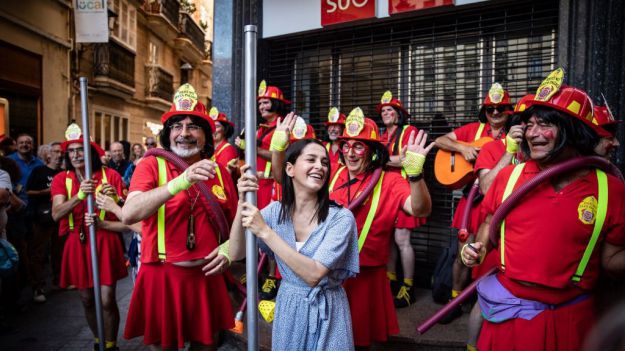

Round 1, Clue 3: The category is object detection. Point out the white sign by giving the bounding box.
[74,0,109,43]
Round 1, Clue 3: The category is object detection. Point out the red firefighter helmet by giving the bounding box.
[482,83,513,106]
[161,83,215,132]
[514,94,535,113]
[375,90,410,117]
[60,123,105,157]
[324,107,346,126]
[340,107,380,143]
[289,116,317,142]
[593,105,619,137]
[208,107,235,127]
[257,80,291,104]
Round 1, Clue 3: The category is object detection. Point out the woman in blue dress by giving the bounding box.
[227,138,359,351]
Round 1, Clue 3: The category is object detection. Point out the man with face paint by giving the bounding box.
[122,84,238,351]
[592,105,620,159]
[323,107,346,169]
[462,69,625,350]
[435,83,514,322]
[51,124,127,351]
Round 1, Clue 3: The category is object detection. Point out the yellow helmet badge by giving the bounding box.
[292,116,308,140]
[345,107,365,137]
[328,107,340,123]
[65,123,82,141]
[381,90,393,104]
[258,80,267,97]
[209,107,219,120]
[535,68,564,102]
[488,83,505,104]
[174,83,198,112]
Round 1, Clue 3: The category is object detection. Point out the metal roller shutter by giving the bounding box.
[260,0,559,287]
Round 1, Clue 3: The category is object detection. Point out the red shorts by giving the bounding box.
[257,178,274,210]
[478,295,595,350]
[124,262,234,348]
[59,231,127,289]
[344,266,399,346]
[395,212,426,229]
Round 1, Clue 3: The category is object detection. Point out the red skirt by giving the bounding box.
[477,295,595,351]
[396,212,426,229]
[59,231,127,289]
[344,266,399,346]
[124,262,234,348]
[257,178,274,210]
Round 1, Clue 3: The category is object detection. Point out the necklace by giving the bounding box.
[185,186,201,250]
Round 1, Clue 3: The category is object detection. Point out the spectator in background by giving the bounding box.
[120,140,131,162]
[101,150,111,166]
[26,142,63,301]
[108,142,130,177]
[130,143,145,165]
[144,136,157,150]
[8,134,44,204]
[0,137,16,156]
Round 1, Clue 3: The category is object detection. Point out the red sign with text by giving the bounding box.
[321,0,376,26]
[389,0,454,15]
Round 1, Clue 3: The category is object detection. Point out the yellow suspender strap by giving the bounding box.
[357,172,385,252]
[499,163,526,270]
[329,166,346,191]
[65,172,74,230]
[326,143,331,152]
[264,161,272,178]
[475,123,486,141]
[572,169,608,282]
[215,163,224,188]
[156,157,168,260]
[214,142,228,158]
[99,168,107,220]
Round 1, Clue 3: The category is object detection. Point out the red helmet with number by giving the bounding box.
[161,83,215,132]
[257,80,291,104]
[340,107,380,143]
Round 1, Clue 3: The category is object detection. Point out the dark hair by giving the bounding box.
[258,98,290,120]
[219,122,235,140]
[0,137,16,156]
[158,115,215,158]
[380,106,409,156]
[0,156,21,183]
[505,113,523,133]
[520,105,600,163]
[64,144,104,173]
[119,140,131,160]
[279,139,335,225]
[337,140,390,173]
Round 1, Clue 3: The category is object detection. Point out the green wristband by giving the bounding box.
[166,170,192,196]
[218,240,231,265]
[77,189,87,200]
[402,151,426,177]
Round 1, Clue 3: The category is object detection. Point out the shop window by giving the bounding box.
[94,110,129,149]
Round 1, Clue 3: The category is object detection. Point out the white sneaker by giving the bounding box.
[33,290,46,303]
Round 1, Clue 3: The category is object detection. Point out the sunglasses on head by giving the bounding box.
[485,106,510,114]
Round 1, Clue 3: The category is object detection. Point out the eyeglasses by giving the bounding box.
[66,147,84,155]
[340,141,368,156]
[170,123,201,133]
[145,142,156,147]
[485,106,510,114]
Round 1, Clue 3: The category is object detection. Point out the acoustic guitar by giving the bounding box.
[434,137,494,189]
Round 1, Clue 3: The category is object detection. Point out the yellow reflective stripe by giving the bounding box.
[329,166,346,191]
[326,143,331,152]
[572,169,608,282]
[214,143,227,158]
[475,123,486,141]
[358,172,385,252]
[264,161,272,178]
[99,168,107,220]
[500,163,526,270]
[65,173,74,230]
[156,157,168,260]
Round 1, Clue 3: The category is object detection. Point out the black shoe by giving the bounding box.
[93,343,119,351]
[389,279,401,296]
[393,284,415,308]
[437,303,463,324]
[259,277,279,300]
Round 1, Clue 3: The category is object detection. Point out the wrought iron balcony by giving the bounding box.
[145,64,174,102]
[179,12,205,53]
[143,0,179,28]
[93,40,135,92]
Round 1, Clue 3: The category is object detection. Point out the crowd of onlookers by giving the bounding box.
[0,133,156,332]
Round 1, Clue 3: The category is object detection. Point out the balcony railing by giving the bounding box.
[94,40,135,88]
[143,0,180,28]
[179,12,205,53]
[145,64,174,102]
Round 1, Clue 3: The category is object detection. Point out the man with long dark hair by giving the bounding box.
[122,84,237,351]
[51,124,127,351]
[462,70,625,350]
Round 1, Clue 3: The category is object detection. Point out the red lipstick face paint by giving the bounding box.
[542,130,555,140]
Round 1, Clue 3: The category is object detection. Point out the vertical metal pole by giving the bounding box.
[79,77,106,351]
[243,24,259,351]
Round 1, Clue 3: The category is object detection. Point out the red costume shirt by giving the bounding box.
[256,119,277,176]
[51,167,124,237]
[380,125,419,157]
[482,160,625,303]
[453,121,504,142]
[129,156,238,263]
[323,141,342,170]
[214,141,238,168]
[329,168,411,266]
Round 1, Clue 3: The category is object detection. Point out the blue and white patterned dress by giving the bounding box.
[259,202,359,351]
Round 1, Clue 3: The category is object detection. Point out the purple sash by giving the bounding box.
[477,274,589,323]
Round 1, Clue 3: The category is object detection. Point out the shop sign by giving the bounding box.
[321,0,376,26]
[74,0,109,42]
[389,0,454,15]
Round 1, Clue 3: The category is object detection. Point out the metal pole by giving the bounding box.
[79,77,106,351]
[243,24,258,351]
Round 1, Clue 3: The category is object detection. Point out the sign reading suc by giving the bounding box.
[321,0,375,26]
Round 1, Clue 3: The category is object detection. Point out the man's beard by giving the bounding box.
[172,145,201,158]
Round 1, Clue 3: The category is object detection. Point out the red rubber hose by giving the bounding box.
[347,168,383,211]
[458,179,480,242]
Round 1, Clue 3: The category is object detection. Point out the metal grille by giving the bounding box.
[261,0,559,286]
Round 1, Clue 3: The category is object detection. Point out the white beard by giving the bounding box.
[171,145,201,158]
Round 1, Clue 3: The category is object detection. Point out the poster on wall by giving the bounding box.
[74,0,109,43]
[389,0,454,15]
[321,0,376,26]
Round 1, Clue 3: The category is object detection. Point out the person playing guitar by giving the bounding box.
[433,82,513,323]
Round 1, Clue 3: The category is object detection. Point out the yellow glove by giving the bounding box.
[269,130,289,151]
[218,240,231,265]
[506,135,519,154]
[166,170,192,196]
[402,151,426,177]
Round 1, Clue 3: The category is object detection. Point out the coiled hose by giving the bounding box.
[417,156,623,335]
[458,179,481,242]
